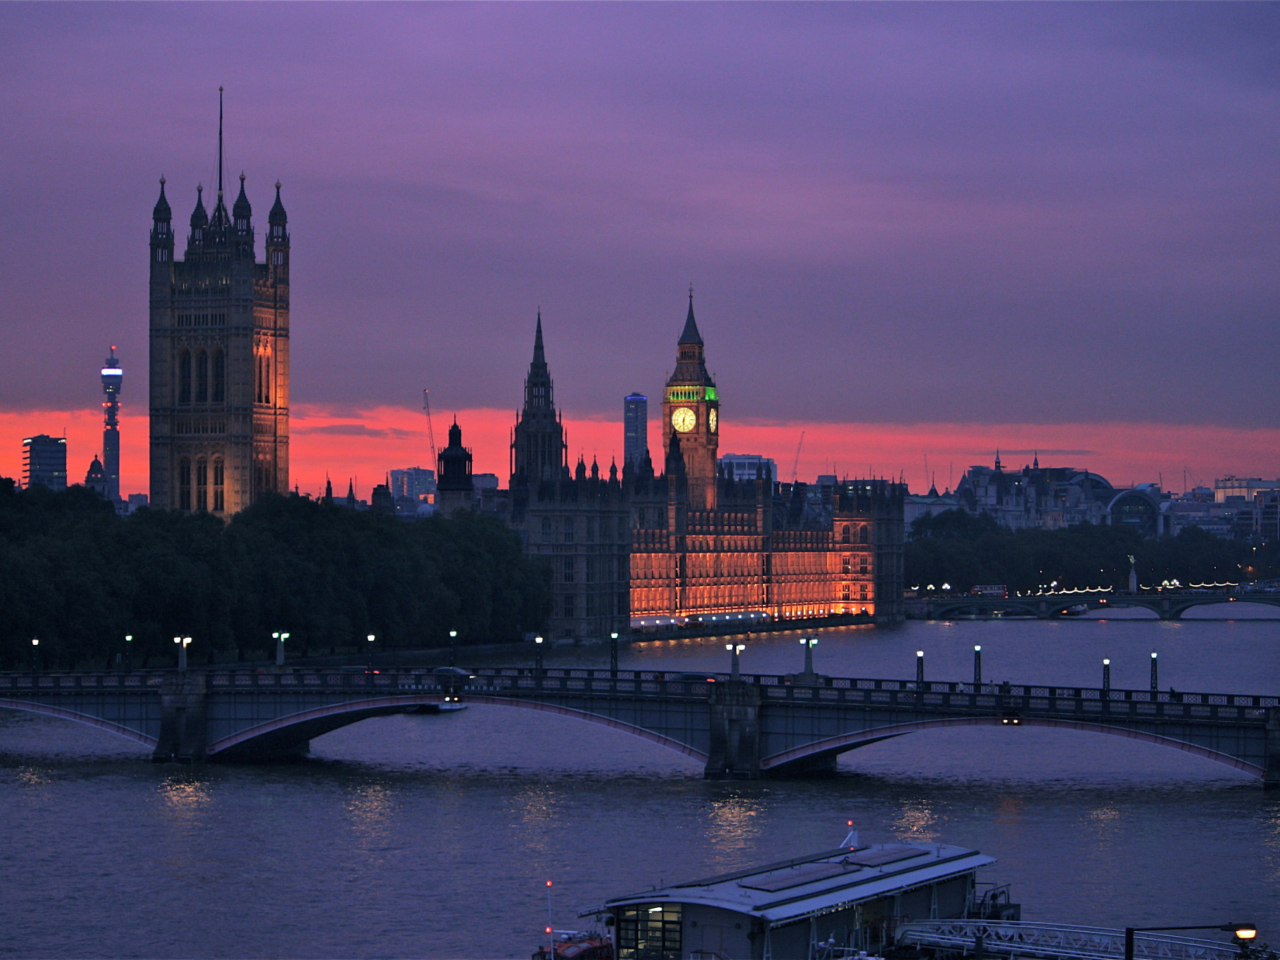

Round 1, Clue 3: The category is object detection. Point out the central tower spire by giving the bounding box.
[217,86,224,197]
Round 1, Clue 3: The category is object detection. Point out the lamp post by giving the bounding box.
[274,631,290,667]
[973,645,982,687]
[366,633,375,672]
[174,636,191,671]
[31,638,39,675]
[1150,652,1158,694]
[124,634,132,672]
[1124,924,1256,960]
[449,630,458,669]
[727,643,745,681]
[916,650,925,687]
[799,637,817,678]
[610,632,619,678]
[1103,658,1111,694]
[534,636,544,679]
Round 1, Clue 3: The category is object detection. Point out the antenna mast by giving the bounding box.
[422,389,438,466]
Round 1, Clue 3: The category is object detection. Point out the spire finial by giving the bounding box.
[217,86,224,196]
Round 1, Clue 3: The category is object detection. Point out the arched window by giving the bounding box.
[212,350,225,403]
[255,354,263,403]
[859,525,869,544]
[264,355,271,404]
[178,457,191,511]
[195,458,208,511]
[195,350,208,403]
[841,524,851,543]
[178,350,191,404]
[212,458,224,512]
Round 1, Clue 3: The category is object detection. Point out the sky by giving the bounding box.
[1,3,1278,497]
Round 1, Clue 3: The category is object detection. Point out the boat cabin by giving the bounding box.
[596,840,1003,960]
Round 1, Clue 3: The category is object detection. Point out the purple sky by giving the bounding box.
[2,2,1278,433]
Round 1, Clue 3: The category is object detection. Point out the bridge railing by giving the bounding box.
[0,668,1274,724]
[897,920,1243,960]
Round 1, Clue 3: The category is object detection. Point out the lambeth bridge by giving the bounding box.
[2,665,1277,786]
[906,592,1280,620]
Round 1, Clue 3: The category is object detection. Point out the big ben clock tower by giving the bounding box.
[663,290,719,510]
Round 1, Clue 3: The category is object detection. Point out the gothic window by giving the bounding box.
[178,458,191,511]
[563,594,575,618]
[212,458,224,512]
[196,350,208,403]
[178,350,191,404]
[196,458,208,511]
[212,350,225,403]
[564,557,575,583]
[541,517,552,539]
[842,584,851,601]
[587,517,596,541]
[859,525,869,544]
[264,355,271,404]
[842,524,851,543]
[842,556,851,574]
[563,518,574,543]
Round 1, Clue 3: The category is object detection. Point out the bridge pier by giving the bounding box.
[706,681,761,779]
[153,674,208,763]
[1266,709,1280,791]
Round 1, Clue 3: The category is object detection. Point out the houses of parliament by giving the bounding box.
[148,112,904,639]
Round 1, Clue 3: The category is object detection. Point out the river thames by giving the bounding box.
[3,613,1278,958]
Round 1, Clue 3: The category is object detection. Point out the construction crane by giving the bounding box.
[791,430,805,484]
[422,389,438,465]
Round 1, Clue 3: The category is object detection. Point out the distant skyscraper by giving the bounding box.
[150,90,290,514]
[101,346,122,501]
[23,435,67,491]
[624,392,647,470]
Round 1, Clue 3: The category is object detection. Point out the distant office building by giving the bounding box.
[1215,477,1280,504]
[23,435,67,491]
[149,94,290,515]
[720,454,777,482]
[389,467,436,503]
[101,346,123,501]
[624,393,647,470]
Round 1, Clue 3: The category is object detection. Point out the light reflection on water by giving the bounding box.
[1,618,1278,958]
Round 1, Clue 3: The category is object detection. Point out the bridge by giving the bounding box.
[906,592,1280,620]
[1,666,1277,785]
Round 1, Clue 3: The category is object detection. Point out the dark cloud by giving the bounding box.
[1,3,1277,430]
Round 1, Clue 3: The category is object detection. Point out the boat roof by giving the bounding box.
[602,841,996,925]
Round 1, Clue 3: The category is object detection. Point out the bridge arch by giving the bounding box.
[760,716,1266,779]
[0,698,158,749]
[207,693,711,764]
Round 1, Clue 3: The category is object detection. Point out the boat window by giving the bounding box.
[617,904,681,960]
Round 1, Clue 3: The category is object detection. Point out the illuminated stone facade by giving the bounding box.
[627,300,905,623]
[148,152,290,514]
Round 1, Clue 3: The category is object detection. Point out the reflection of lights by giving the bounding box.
[160,777,213,820]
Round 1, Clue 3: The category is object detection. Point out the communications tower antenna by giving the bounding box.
[791,430,805,484]
[422,389,438,465]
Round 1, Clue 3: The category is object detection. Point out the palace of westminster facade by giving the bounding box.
[148,133,905,640]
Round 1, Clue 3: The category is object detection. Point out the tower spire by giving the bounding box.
[217,86,224,197]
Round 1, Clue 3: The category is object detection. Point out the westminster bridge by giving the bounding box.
[905,592,1280,620]
[1,665,1277,786]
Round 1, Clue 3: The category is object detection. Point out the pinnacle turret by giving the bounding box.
[233,173,252,221]
[190,184,208,228]
[153,177,171,221]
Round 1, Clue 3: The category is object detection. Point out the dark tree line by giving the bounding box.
[905,509,1280,595]
[0,480,552,670]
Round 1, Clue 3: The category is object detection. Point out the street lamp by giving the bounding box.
[973,645,982,686]
[366,633,375,672]
[799,637,817,678]
[916,650,925,687]
[31,638,39,674]
[124,634,133,672]
[726,643,746,681]
[174,636,191,671]
[1124,924,1256,960]
[1150,651,1158,694]
[274,631,291,667]
[610,632,620,678]
[534,636,544,676]
[449,630,458,668]
[1103,658,1111,694]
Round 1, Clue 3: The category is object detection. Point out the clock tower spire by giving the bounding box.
[663,289,719,509]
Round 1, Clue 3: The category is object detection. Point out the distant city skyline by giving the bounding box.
[1,5,1277,494]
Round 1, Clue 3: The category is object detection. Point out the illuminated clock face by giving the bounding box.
[708,408,718,433]
[671,407,697,433]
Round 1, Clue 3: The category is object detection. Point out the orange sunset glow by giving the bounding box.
[5,405,1276,502]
